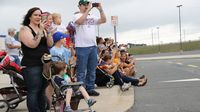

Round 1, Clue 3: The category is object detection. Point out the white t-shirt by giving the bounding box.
[5,36,20,56]
[73,13,99,47]
[52,23,67,33]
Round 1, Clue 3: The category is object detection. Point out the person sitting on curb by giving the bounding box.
[101,54,147,89]
[119,51,135,76]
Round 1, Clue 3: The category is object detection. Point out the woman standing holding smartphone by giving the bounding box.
[19,7,53,112]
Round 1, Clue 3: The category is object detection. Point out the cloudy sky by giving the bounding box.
[0,0,200,46]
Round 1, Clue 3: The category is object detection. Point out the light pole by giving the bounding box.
[157,27,160,53]
[97,25,100,37]
[177,5,183,53]
[151,29,154,45]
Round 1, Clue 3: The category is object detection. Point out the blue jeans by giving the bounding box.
[22,66,47,112]
[76,46,98,91]
[11,55,21,66]
[113,70,139,86]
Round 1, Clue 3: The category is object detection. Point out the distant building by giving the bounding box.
[0,35,6,38]
[127,43,147,48]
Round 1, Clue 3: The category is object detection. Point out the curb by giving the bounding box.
[79,86,134,112]
[135,54,200,61]
[0,74,134,112]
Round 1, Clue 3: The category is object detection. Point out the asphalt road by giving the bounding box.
[127,58,200,112]
[133,50,200,58]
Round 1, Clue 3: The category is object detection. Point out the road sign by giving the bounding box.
[111,16,118,26]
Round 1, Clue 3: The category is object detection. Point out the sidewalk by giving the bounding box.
[0,72,134,112]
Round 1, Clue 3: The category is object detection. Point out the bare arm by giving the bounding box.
[97,3,106,24]
[123,62,134,68]
[105,64,118,75]
[46,32,54,47]
[19,26,43,48]
[75,3,93,25]
[6,43,21,49]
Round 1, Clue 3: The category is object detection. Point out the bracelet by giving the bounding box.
[47,31,51,37]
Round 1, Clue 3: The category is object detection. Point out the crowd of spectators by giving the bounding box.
[2,0,147,111]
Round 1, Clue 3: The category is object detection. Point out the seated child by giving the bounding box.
[101,54,147,89]
[52,61,96,112]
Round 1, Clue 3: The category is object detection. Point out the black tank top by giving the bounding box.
[21,26,49,66]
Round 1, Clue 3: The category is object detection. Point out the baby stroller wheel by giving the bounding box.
[9,103,19,109]
[106,81,114,88]
[0,100,9,112]
[89,110,96,112]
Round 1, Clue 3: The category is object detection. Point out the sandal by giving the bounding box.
[139,75,145,79]
[137,78,147,87]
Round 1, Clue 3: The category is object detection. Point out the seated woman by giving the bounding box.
[119,51,135,76]
[101,54,147,89]
[52,61,96,112]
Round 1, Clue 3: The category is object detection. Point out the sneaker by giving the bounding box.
[121,82,132,91]
[87,98,97,107]
[64,105,72,112]
[87,90,100,96]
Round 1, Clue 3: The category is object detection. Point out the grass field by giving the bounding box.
[128,40,200,55]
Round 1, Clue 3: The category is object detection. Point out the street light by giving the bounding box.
[151,29,154,45]
[157,27,160,53]
[177,5,183,53]
[97,25,100,37]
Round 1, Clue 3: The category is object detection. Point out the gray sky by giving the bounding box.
[0,0,200,45]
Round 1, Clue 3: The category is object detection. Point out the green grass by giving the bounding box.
[128,40,200,55]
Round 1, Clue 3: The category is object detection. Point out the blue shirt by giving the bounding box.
[50,46,71,64]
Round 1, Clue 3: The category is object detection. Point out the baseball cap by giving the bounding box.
[79,0,89,5]
[8,28,16,33]
[53,31,69,43]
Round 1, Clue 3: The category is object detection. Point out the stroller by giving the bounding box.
[95,65,115,88]
[42,54,96,112]
[0,51,27,112]
[50,77,90,112]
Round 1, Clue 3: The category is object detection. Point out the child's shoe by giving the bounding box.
[87,98,97,107]
[64,105,72,112]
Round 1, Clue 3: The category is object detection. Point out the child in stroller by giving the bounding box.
[0,51,27,112]
[50,61,96,112]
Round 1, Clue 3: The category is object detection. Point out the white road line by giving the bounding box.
[176,62,183,65]
[187,64,199,68]
[160,78,200,83]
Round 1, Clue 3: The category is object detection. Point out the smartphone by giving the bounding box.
[92,3,99,7]
[41,13,48,22]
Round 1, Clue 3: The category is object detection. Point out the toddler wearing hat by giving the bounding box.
[50,31,71,64]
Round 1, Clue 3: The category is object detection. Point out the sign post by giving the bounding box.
[111,16,118,47]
